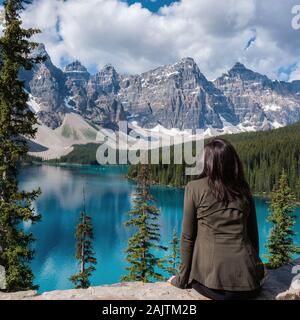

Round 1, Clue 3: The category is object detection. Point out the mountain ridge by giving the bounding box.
[20,44,300,158]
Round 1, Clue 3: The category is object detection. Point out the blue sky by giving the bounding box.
[126,0,178,12]
[1,0,300,81]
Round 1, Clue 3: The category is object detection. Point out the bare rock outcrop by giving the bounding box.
[0,259,299,300]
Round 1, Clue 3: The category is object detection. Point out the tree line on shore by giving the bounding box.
[128,122,300,201]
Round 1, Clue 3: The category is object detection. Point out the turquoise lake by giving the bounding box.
[19,164,300,293]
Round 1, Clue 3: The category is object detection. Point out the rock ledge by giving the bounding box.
[0,259,299,300]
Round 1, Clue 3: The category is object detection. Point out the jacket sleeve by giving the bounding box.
[247,197,259,255]
[171,183,197,289]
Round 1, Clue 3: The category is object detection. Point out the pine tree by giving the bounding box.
[265,170,300,269]
[70,189,97,289]
[164,229,180,277]
[122,165,167,282]
[0,0,44,291]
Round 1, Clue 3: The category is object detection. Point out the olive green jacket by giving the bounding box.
[172,178,265,291]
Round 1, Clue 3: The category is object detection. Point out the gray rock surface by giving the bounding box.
[64,62,125,129]
[20,44,68,128]
[276,288,300,300]
[0,259,299,300]
[0,282,208,301]
[257,258,300,300]
[0,290,36,300]
[117,57,237,129]
[214,62,300,130]
[22,45,300,132]
[64,60,90,114]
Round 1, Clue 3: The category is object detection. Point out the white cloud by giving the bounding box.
[20,0,300,80]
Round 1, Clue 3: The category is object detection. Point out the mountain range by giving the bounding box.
[21,44,300,159]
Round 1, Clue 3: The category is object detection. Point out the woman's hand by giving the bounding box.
[167,275,176,283]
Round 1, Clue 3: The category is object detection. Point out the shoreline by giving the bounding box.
[22,161,300,206]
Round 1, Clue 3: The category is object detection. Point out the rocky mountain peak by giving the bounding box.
[21,43,300,133]
[29,43,49,60]
[179,57,197,67]
[173,57,200,73]
[64,60,90,88]
[224,62,269,83]
[228,62,253,78]
[165,57,210,89]
[93,64,120,95]
[20,44,67,129]
[230,61,247,72]
[214,62,300,130]
[64,60,89,73]
[102,63,116,72]
[116,57,238,130]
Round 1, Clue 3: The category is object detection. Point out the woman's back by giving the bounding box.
[171,138,265,298]
[190,177,250,238]
[182,177,265,291]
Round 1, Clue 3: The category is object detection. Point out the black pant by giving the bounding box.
[191,280,261,300]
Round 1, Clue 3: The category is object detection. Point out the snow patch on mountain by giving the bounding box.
[27,93,41,113]
[64,96,76,110]
[262,104,282,112]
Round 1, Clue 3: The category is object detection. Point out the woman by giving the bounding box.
[170,138,265,300]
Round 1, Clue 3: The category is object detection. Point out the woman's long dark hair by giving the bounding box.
[199,138,252,203]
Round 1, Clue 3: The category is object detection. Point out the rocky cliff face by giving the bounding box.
[117,57,237,129]
[64,60,90,114]
[62,57,236,130]
[63,62,125,129]
[22,45,300,133]
[21,44,68,129]
[214,62,300,130]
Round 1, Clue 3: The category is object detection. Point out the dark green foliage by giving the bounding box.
[21,154,43,164]
[265,171,300,269]
[223,123,300,200]
[122,165,167,282]
[70,191,97,289]
[55,143,100,165]
[129,122,300,199]
[0,0,43,291]
[50,143,123,166]
[164,229,180,277]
